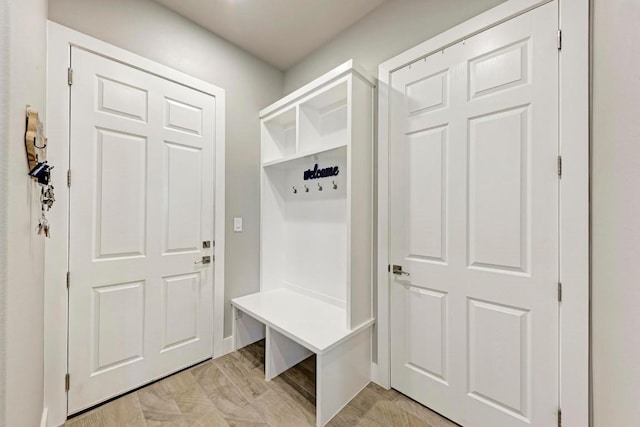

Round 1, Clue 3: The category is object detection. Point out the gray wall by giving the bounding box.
[1,0,48,425]
[0,1,7,421]
[591,0,640,425]
[284,0,507,93]
[48,0,284,339]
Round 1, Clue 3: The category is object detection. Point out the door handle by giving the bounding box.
[392,265,410,276]
[195,256,212,265]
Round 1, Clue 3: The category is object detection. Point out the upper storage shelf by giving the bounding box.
[260,60,375,167]
[298,81,348,154]
[262,107,296,164]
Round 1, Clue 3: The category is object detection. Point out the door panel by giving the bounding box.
[92,281,145,373]
[162,273,201,351]
[469,39,529,99]
[407,126,447,263]
[68,47,216,413]
[405,286,448,384]
[467,299,530,418]
[468,106,529,273]
[163,142,202,254]
[97,76,148,122]
[390,3,558,426]
[95,129,147,259]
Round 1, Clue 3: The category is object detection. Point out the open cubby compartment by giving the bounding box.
[261,147,348,311]
[298,78,349,154]
[261,106,297,164]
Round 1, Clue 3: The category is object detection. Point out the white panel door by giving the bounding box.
[68,47,216,413]
[390,3,558,426]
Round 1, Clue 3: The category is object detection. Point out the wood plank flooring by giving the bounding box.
[65,340,458,427]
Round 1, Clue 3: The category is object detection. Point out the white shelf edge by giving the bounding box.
[262,143,347,168]
[230,291,374,355]
[260,59,376,119]
[321,318,374,355]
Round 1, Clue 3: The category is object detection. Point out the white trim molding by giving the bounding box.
[558,0,590,425]
[375,0,589,426]
[45,22,226,427]
[40,407,48,427]
[222,336,234,357]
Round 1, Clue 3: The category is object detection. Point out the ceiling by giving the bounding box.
[153,0,387,70]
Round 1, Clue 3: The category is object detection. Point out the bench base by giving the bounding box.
[231,297,373,426]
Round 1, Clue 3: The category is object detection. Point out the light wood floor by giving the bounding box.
[65,340,458,427]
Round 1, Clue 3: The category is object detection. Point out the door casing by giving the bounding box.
[45,22,226,427]
[374,0,589,426]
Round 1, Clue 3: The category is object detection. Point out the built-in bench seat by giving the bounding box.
[231,288,374,426]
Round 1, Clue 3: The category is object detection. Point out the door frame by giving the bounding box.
[44,22,226,427]
[374,0,589,426]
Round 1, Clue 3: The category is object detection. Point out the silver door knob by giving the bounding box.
[195,256,212,265]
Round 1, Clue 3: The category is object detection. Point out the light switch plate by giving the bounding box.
[233,217,243,232]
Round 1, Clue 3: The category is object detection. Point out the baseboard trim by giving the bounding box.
[221,336,234,357]
[371,362,390,389]
[40,407,48,427]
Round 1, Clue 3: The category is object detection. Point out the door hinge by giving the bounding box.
[557,156,562,178]
[557,30,562,50]
[557,408,562,427]
[388,264,391,273]
[67,67,73,85]
[67,169,71,187]
[65,373,70,391]
[558,282,563,302]
[66,272,70,289]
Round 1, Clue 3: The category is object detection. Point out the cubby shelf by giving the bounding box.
[231,60,375,427]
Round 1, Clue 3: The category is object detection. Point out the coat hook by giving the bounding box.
[292,186,297,194]
[304,184,309,193]
[332,181,338,190]
[317,183,323,191]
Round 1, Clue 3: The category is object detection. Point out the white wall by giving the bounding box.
[48,0,284,340]
[283,0,507,93]
[1,0,48,426]
[591,0,640,425]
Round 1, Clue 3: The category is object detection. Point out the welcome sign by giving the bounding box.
[304,163,339,180]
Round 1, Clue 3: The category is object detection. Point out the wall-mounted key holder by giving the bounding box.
[25,105,55,237]
[25,106,47,171]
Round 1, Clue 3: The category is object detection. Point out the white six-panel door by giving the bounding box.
[390,3,558,426]
[68,47,216,413]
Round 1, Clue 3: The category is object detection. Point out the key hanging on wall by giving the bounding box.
[36,214,50,238]
[36,183,55,238]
